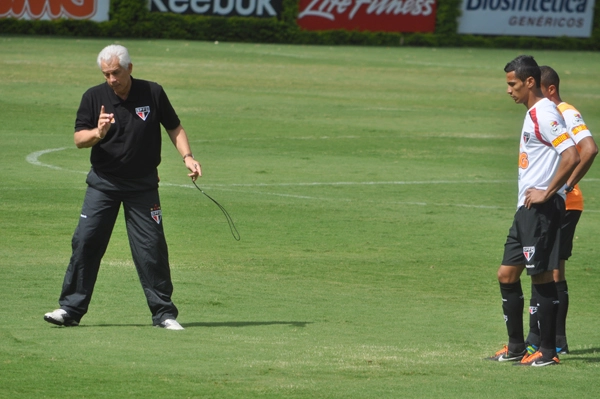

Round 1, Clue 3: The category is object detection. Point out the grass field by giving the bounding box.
[1,36,600,398]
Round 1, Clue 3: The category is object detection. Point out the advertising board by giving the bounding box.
[149,0,282,18]
[0,0,109,21]
[458,0,595,38]
[297,0,437,33]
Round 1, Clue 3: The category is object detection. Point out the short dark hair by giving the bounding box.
[540,65,560,93]
[504,55,541,88]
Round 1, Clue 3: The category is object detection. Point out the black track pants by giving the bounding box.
[58,183,178,325]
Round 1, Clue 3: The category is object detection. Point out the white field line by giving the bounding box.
[172,185,508,209]
[170,180,513,188]
[25,147,88,175]
[25,147,600,212]
[190,133,503,143]
[26,147,69,170]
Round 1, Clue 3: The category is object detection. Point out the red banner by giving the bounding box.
[0,0,103,20]
[297,0,437,33]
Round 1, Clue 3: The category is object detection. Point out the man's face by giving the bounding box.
[505,71,529,105]
[101,56,132,97]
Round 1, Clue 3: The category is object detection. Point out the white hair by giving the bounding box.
[97,44,131,69]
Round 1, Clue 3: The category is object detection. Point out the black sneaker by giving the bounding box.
[556,335,569,355]
[515,350,560,367]
[487,345,526,362]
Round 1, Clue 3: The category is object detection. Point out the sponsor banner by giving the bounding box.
[0,0,109,22]
[149,0,281,18]
[458,0,595,38]
[297,0,437,33]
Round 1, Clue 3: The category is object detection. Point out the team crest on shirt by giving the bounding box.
[150,204,162,224]
[523,132,530,144]
[136,106,151,121]
[529,306,537,315]
[523,246,535,262]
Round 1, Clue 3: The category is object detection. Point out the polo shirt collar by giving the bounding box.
[105,76,139,105]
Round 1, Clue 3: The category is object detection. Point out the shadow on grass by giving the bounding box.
[74,324,148,328]
[66,321,312,328]
[563,347,600,363]
[183,321,312,328]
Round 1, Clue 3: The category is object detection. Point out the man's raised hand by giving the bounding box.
[97,105,114,139]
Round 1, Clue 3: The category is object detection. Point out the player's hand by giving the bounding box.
[185,158,202,182]
[524,188,547,209]
[97,105,114,139]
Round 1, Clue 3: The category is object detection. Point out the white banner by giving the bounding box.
[0,0,109,22]
[149,0,281,18]
[458,0,595,38]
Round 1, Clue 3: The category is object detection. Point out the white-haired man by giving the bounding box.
[44,44,201,330]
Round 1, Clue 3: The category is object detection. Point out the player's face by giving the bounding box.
[101,56,132,98]
[505,71,528,105]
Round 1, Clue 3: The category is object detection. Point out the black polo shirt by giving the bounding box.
[75,76,181,179]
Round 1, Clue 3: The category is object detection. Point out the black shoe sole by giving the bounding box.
[44,315,79,327]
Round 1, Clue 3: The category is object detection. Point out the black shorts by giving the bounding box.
[560,210,582,261]
[502,195,564,275]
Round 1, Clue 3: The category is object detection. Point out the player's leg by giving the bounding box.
[498,264,527,355]
[554,265,569,353]
[555,210,581,354]
[52,186,120,324]
[525,284,540,353]
[525,223,558,352]
[518,196,563,366]
[529,271,559,364]
[488,214,527,361]
[122,189,179,327]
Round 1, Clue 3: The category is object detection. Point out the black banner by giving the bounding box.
[150,0,281,18]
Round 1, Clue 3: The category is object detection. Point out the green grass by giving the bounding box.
[1,36,600,398]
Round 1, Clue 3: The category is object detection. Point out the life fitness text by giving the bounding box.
[297,0,437,33]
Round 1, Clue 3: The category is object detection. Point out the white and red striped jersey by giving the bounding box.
[517,98,575,208]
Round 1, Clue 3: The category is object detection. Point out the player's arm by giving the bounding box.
[74,129,106,148]
[524,146,580,208]
[74,105,113,148]
[566,136,598,188]
[167,124,202,181]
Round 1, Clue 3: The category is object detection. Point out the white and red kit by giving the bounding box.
[556,102,593,211]
[517,98,575,208]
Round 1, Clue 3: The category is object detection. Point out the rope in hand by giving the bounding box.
[192,180,240,241]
